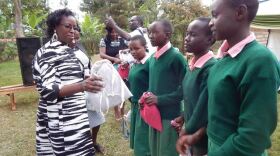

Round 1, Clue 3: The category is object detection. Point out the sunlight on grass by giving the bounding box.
[0,92,38,156]
[0,59,23,86]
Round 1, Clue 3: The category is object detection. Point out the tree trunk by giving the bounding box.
[14,0,24,37]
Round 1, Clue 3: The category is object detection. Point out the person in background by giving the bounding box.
[99,26,127,64]
[174,17,216,156]
[99,26,128,120]
[106,15,155,54]
[71,24,106,154]
[143,19,187,156]
[207,0,280,155]
[128,35,150,156]
[32,8,103,155]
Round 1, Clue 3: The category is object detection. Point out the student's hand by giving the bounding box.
[120,61,129,68]
[171,116,184,133]
[179,128,187,137]
[105,16,116,28]
[144,92,158,106]
[114,58,122,64]
[82,75,103,93]
[176,134,190,155]
[191,127,206,144]
[138,99,144,110]
[183,127,206,146]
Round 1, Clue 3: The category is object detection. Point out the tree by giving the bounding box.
[21,0,49,37]
[0,0,49,38]
[136,0,158,27]
[160,0,209,51]
[80,0,158,29]
[0,0,14,38]
[79,0,158,54]
[80,14,104,55]
[79,0,208,51]
[59,0,68,8]
[13,0,24,37]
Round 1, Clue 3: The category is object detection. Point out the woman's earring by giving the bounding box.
[52,30,58,42]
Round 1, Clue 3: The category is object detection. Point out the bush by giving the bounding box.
[81,14,104,55]
[0,42,5,52]
[0,42,18,62]
[160,0,209,52]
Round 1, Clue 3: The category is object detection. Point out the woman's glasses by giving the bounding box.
[60,23,80,31]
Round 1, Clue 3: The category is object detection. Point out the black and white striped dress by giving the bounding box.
[32,41,94,156]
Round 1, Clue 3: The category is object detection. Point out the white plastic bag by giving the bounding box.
[86,59,133,113]
[119,49,135,63]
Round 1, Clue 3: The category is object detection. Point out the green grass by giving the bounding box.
[0,59,22,86]
[0,58,280,156]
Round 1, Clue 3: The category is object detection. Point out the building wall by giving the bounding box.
[251,28,269,46]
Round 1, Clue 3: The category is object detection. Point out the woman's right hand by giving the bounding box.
[82,75,103,93]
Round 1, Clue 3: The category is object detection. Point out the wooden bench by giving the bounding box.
[0,84,36,110]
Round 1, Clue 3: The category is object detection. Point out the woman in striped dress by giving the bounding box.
[32,8,103,156]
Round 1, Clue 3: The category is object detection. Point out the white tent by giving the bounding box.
[256,0,279,16]
[251,0,280,60]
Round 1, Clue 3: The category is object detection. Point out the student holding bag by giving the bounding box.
[128,35,151,156]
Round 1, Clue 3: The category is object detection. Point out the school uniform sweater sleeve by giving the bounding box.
[185,64,212,134]
[209,72,279,156]
[156,52,186,106]
[207,41,280,156]
[149,47,187,119]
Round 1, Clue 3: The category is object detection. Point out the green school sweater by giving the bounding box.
[128,59,149,103]
[149,47,187,120]
[183,57,216,148]
[207,40,280,156]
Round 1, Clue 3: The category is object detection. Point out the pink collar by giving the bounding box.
[135,54,149,64]
[140,54,149,64]
[154,42,171,59]
[189,51,214,71]
[217,33,256,58]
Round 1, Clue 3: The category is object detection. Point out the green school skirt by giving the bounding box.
[149,119,179,156]
[130,102,150,156]
[208,139,268,156]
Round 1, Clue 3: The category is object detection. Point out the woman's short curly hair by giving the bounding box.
[46,8,75,38]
